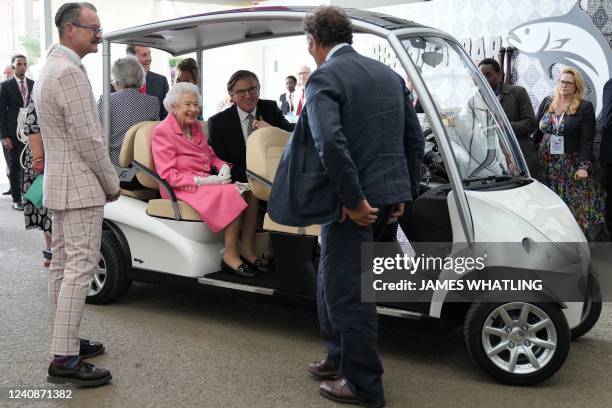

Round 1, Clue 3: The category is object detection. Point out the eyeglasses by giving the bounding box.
[298,71,309,75]
[559,80,575,86]
[233,86,259,97]
[71,22,103,35]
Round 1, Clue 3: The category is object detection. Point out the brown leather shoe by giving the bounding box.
[307,358,339,379]
[319,378,386,408]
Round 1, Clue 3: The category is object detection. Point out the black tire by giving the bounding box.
[464,301,570,385]
[86,230,131,305]
[571,273,602,340]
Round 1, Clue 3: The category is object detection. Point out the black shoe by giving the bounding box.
[1,189,10,195]
[241,256,270,275]
[12,201,23,211]
[80,338,105,359]
[221,259,257,277]
[47,360,112,387]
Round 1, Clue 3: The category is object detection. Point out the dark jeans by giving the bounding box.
[317,205,392,404]
[5,138,24,202]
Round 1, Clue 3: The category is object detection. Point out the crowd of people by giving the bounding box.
[476,58,610,239]
[1,2,611,407]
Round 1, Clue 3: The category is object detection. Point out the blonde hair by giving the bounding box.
[548,67,585,115]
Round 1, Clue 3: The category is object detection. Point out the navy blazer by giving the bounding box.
[146,71,169,120]
[599,79,612,164]
[269,46,423,226]
[0,77,34,140]
[208,99,294,182]
[307,46,423,207]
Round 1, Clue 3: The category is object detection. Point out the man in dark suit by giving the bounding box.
[0,54,34,210]
[286,7,423,407]
[279,75,297,115]
[209,70,294,276]
[209,70,294,183]
[600,78,612,236]
[126,45,169,119]
[478,58,537,174]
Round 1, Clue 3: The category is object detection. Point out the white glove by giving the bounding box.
[195,175,231,186]
[218,164,231,179]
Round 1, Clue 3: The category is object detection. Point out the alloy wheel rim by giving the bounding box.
[482,302,557,374]
[88,254,107,296]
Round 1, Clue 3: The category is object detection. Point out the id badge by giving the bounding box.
[550,134,564,155]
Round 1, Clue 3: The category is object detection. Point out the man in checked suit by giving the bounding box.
[292,7,423,407]
[0,54,34,210]
[33,2,120,387]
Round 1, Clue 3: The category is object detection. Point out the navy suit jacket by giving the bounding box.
[600,79,612,163]
[0,77,34,140]
[269,46,423,226]
[208,99,294,182]
[146,71,169,120]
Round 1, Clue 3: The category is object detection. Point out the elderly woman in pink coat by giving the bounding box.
[152,82,261,278]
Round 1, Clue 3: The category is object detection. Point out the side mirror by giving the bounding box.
[422,51,443,67]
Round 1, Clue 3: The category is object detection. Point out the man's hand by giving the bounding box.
[106,190,121,203]
[574,169,588,180]
[252,118,271,129]
[387,203,405,224]
[32,159,44,175]
[340,199,378,226]
[1,138,12,149]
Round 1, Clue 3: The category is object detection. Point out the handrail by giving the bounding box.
[246,169,273,189]
[132,160,181,221]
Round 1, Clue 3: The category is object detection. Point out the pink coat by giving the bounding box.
[151,114,247,232]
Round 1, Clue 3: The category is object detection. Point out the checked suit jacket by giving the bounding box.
[33,45,119,210]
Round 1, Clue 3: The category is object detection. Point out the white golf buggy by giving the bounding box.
[92,7,602,386]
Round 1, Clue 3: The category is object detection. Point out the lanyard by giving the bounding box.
[552,111,565,136]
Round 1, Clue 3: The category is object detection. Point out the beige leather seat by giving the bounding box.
[246,127,321,236]
[120,120,202,221]
[118,122,160,201]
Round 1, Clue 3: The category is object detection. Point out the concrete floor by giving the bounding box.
[0,187,611,408]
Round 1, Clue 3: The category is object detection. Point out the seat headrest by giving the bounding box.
[119,122,148,168]
[133,121,161,189]
[246,127,290,201]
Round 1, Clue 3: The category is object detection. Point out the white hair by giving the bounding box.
[111,56,145,89]
[163,82,202,112]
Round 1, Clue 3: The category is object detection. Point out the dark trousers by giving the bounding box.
[606,164,612,237]
[317,207,390,404]
[2,143,10,184]
[5,138,24,202]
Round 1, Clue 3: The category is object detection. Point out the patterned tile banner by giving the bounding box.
[373,0,612,118]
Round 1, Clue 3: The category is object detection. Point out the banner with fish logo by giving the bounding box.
[507,1,612,118]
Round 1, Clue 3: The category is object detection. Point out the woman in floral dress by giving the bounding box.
[21,100,52,266]
[533,67,606,237]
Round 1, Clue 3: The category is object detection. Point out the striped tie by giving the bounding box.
[19,80,28,107]
[246,113,255,137]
